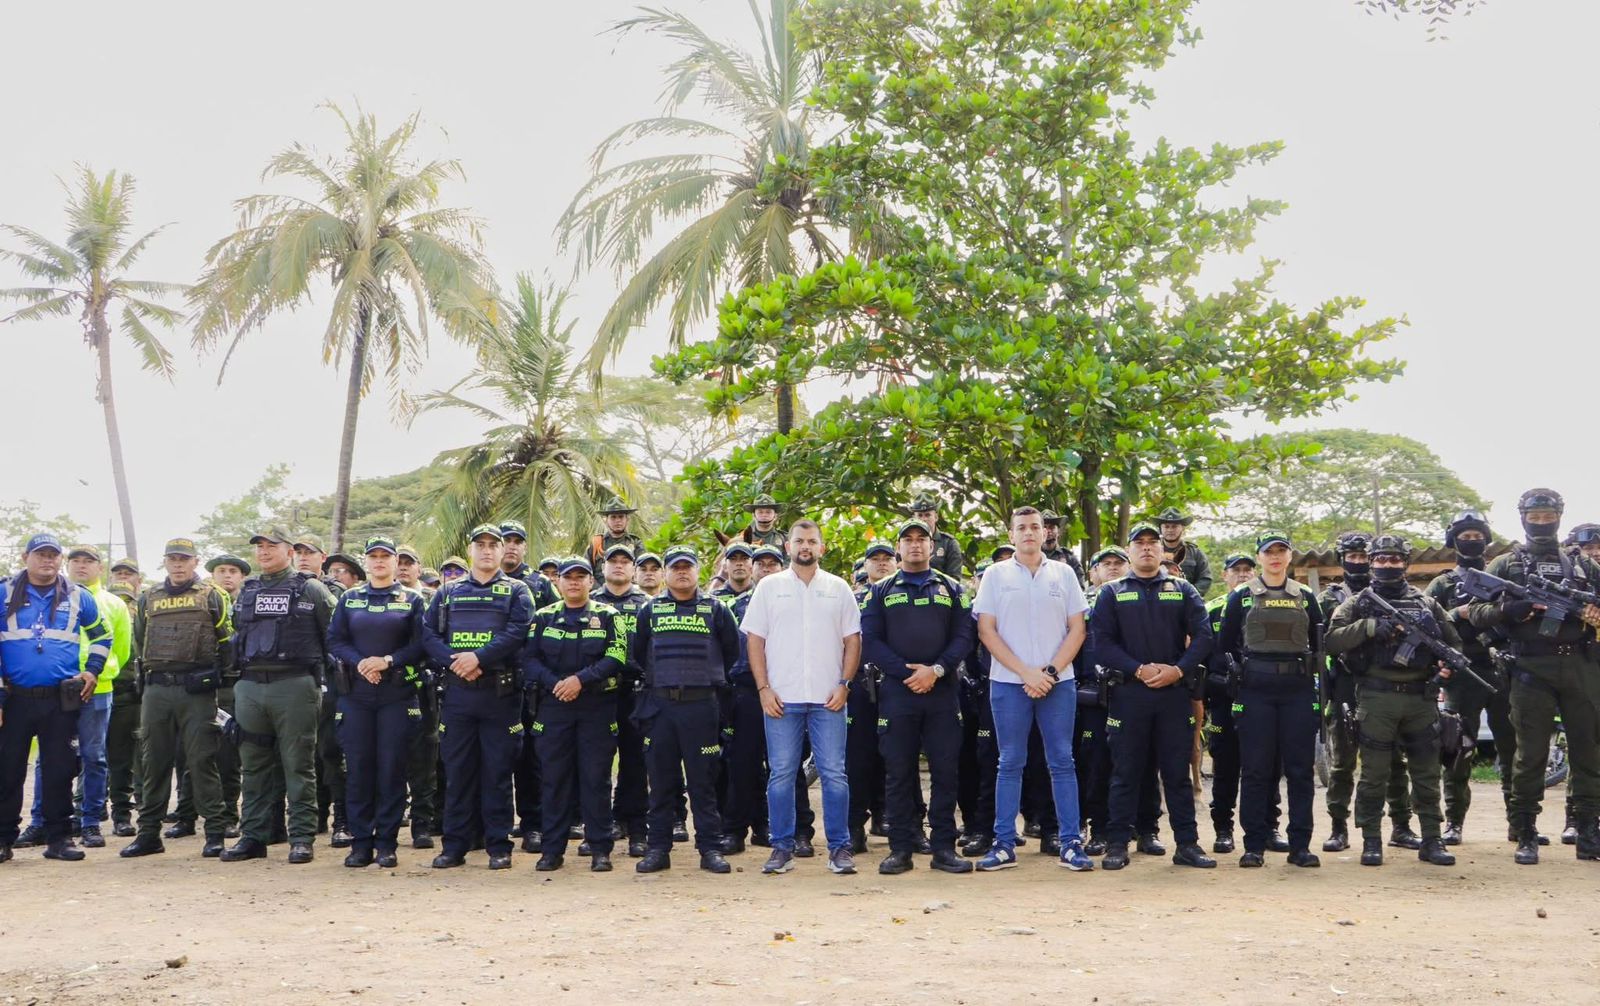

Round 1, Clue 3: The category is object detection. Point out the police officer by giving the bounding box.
[1091,523,1215,870]
[721,545,814,853]
[586,498,644,568]
[740,494,788,552]
[222,526,336,864]
[422,525,534,870]
[910,494,965,578]
[497,520,556,850]
[1467,488,1600,864]
[439,556,468,585]
[635,552,664,597]
[957,560,997,856]
[713,542,755,599]
[196,554,250,840]
[861,520,977,875]
[1202,553,1252,853]
[0,534,113,863]
[592,544,652,856]
[1150,507,1212,594]
[1041,510,1087,582]
[110,557,143,595]
[538,556,560,582]
[1215,532,1323,867]
[292,533,349,847]
[1318,531,1416,853]
[1428,510,1519,845]
[631,546,740,874]
[846,541,897,850]
[1326,534,1460,867]
[120,538,234,860]
[323,553,366,592]
[327,537,428,868]
[105,573,143,838]
[524,558,627,872]
[396,545,432,601]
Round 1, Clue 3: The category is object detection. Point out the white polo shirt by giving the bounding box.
[739,566,862,704]
[972,555,1087,684]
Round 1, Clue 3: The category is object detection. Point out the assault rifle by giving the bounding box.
[1458,567,1600,639]
[1354,589,1497,695]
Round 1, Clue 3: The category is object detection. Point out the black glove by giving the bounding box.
[1503,598,1538,623]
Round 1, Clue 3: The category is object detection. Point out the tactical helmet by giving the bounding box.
[1368,534,1411,561]
[1334,531,1372,556]
[1517,488,1564,514]
[1444,509,1491,549]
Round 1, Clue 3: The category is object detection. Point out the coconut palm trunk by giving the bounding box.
[330,304,371,551]
[91,304,139,560]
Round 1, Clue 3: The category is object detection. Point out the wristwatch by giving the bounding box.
[931,664,946,679]
[1043,664,1059,680]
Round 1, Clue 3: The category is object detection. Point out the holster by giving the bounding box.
[493,667,520,699]
[332,664,355,696]
[59,678,84,713]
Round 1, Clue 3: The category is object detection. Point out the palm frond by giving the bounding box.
[119,303,176,380]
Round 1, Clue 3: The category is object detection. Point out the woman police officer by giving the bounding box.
[326,537,428,868]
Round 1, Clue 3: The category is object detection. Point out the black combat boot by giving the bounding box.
[1359,836,1383,866]
[1322,822,1349,853]
[1387,824,1421,850]
[1417,837,1455,866]
[1514,817,1540,866]
[1575,820,1600,862]
[1171,843,1216,869]
[1441,822,1463,846]
[1212,828,1235,855]
[1101,842,1130,870]
[1562,805,1578,845]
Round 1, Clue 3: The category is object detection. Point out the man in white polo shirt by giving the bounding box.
[743,520,862,876]
[972,505,1093,872]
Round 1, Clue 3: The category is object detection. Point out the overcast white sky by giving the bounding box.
[2,0,1594,555]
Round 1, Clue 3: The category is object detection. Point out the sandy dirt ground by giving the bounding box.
[3,780,1598,1005]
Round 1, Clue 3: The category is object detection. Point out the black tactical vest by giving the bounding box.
[641,594,725,687]
[235,572,324,669]
[1371,588,1437,673]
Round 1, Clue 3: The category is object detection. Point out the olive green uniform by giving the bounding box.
[133,578,234,841]
[1467,545,1600,839]
[1318,584,1412,834]
[106,585,143,831]
[586,532,643,569]
[1426,568,1516,832]
[1327,586,1461,841]
[233,569,336,845]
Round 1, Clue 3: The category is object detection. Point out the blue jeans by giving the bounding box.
[764,703,850,852]
[33,691,112,829]
[991,680,1080,850]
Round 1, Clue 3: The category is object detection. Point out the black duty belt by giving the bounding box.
[1358,678,1428,695]
[652,686,718,702]
[146,671,196,687]
[1244,655,1311,676]
[239,667,315,683]
[6,685,63,699]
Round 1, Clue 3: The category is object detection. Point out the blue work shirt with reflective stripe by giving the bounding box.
[0,577,110,687]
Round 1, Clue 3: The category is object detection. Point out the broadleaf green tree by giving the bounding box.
[190,105,497,550]
[1192,428,1491,561]
[657,0,1403,563]
[1,167,187,561]
[0,500,91,573]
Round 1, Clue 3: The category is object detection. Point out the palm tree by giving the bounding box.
[409,276,642,559]
[1,167,186,561]
[190,104,497,549]
[556,0,849,430]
